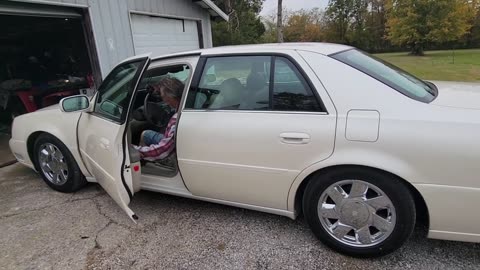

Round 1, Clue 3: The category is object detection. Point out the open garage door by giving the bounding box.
[130,13,202,57]
[0,1,98,129]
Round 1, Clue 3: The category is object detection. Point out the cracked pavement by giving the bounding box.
[0,163,479,270]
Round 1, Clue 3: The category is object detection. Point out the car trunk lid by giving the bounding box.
[429,81,480,110]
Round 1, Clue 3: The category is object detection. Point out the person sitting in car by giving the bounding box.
[134,77,184,161]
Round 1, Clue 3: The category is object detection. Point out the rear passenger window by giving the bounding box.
[191,56,271,110]
[273,58,322,111]
[186,55,323,112]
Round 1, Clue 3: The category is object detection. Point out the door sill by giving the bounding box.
[139,174,296,220]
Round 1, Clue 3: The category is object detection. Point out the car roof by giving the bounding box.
[151,42,353,61]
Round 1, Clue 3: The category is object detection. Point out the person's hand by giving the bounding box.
[153,85,163,99]
[147,85,161,100]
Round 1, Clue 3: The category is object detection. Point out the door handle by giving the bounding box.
[99,138,110,149]
[279,132,311,144]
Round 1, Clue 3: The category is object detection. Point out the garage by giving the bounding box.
[0,2,97,128]
[0,0,227,132]
[130,13,202,56]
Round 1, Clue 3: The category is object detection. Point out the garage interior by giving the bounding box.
[0,4,95,130]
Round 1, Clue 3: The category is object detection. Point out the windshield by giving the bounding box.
[330,49,437,103]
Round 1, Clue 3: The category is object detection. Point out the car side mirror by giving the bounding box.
[60,95,90,113]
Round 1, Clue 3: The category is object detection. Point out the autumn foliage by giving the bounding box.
[386,0,476,55]
[211,0,480,55]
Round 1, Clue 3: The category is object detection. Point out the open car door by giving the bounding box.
[77,55,150,221]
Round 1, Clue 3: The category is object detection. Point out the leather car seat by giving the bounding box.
[209,78,244,109]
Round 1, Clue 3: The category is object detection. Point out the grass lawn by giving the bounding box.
[374,49,480,82]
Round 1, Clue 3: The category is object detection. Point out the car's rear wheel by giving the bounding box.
[303,167,416,257]
[33,133,86,192]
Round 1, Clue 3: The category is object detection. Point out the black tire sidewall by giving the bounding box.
[33,133,86,192]
[303,167,416,257]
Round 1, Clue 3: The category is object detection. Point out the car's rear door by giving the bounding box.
[78,56,150,220]
[176,52,337,210]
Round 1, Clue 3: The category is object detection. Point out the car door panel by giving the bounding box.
[78,56,150,220]
[177,111,336,209]
[177,53,336,210]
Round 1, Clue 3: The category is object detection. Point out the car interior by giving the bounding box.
[127,64,191,177]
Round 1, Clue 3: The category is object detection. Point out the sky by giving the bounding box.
[260,0,329,16]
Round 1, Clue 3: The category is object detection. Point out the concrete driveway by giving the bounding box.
[0,162,479,270]
[0,133,15,166]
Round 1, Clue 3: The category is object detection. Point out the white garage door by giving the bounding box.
[131,14,200,57]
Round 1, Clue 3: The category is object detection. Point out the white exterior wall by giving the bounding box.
[17,0,213,77]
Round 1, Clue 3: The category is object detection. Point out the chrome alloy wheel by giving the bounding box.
[318,180,396,247]
[38,143,69,185]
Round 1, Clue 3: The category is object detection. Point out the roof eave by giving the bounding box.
[193,0,229,21]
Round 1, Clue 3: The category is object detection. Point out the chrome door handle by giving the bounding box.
[279,132,311,144]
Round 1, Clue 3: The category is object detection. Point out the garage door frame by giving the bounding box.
[128,10,204,57]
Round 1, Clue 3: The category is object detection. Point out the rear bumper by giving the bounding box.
[415,183,480,243]
[9,138,35,169]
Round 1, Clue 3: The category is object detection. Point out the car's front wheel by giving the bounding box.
[33,133,87,192]
[303,167,416,257]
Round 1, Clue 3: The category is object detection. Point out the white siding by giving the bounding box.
[18,0,214,77]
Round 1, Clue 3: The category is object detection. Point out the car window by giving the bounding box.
[192,56,271,110]
[272,58,322,111]
[94,60,145,122]
[330,49,436,103]
[187,55,322,112]
[138,64,191,90]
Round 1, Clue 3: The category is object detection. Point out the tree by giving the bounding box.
[261,13,278,43]
[324,0,387,50]
[364,0,388,52]
[324,0,355,43]
[277,0,284,42]
[347,0,369,48]
[464,0,480,48]
[386,0,475,55]
[283,9,325,42]
[211,0,266,46]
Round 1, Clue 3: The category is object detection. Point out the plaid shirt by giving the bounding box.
[136,113,177,161]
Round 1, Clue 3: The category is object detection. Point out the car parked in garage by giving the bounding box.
[9,43,480,257]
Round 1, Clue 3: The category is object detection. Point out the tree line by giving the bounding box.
[212,0,480,55]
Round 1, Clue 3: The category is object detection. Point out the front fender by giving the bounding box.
[11,106,91,177]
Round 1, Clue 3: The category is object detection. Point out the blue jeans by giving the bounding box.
[143,130,164,146]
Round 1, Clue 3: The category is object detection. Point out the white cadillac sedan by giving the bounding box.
[9,43,480,257]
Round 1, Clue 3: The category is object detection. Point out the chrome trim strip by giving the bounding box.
[181,109,328,115]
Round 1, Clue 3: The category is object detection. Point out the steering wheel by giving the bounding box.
[143,91,155,125]
[143,89,173,127]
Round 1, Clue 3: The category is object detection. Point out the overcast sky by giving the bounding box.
[260,0,329,16]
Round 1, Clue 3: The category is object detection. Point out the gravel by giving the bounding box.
[0,163,479,270]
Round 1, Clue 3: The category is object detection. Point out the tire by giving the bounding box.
[33,133,87,192]
[303,167,416,257]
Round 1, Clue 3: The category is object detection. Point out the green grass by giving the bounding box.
[374,49,480,82]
